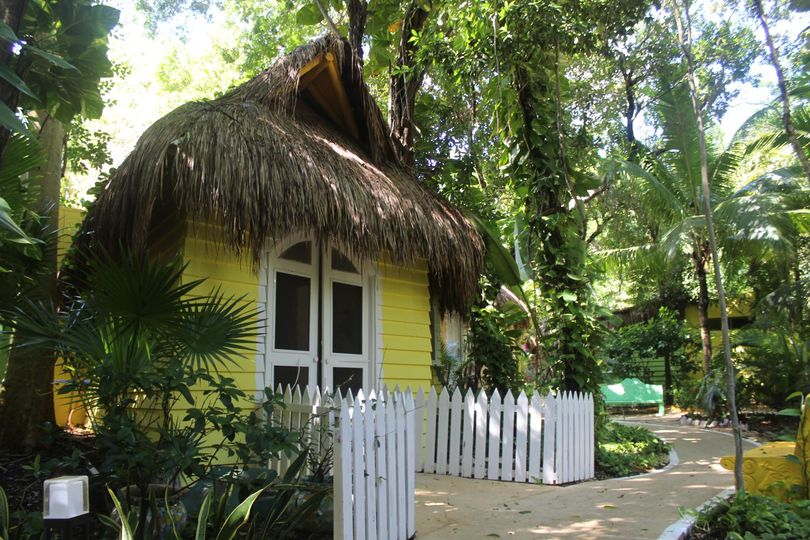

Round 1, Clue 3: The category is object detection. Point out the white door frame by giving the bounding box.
[264,235,319,390]
[263,237,379,393]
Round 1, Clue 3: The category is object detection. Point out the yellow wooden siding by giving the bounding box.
[182,226,264,393]
[379,260,433,392]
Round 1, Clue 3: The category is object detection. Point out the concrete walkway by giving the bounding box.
[414,415,756,539]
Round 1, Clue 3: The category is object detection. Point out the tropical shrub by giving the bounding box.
[464,279,526,395]
[8,251,301,538]
[691,494,810,539]
[595,422,670,478]
[736,327,810,410]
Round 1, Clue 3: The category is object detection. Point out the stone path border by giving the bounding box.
[657,487,735,540]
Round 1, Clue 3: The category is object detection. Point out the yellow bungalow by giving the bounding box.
[68,34,482,406]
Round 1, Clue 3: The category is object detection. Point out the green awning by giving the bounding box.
[601,377,663,405]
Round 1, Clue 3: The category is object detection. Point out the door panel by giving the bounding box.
[323,248,369,393]
[267,240,318,391]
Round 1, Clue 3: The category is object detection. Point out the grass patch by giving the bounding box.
[691,494,810,539]
[595,422,670,479]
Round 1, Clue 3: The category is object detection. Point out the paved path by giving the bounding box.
[414,415,756,539]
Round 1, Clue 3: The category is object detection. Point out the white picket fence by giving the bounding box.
[268,385,416,540]
[267,385,593,539]
[414,388,594,484]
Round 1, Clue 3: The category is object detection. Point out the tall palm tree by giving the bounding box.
[604,81,803,374]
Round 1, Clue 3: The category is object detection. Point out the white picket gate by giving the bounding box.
[268,385,416,540]
[415,388,594,484]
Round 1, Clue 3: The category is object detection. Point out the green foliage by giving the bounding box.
[737,326,810,410]
[595,422,670,478]
[696,367,729,419]
[20,1,120,123]
[692,494,810,540]
[464,279,526,395]
[7,251,299,500]
[601,307,698,402]
[0,132,48,320]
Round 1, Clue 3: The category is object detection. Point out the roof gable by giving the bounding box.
[298,51,360,140]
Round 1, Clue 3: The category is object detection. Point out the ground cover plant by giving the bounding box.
[595,422,670,479]
[690,494,810,539]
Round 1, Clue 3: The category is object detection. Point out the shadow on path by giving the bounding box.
[415,415,755,539]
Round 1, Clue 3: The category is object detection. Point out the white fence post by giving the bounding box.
[542,393,556,485]
[404,390,416,539]
[474,391,488,479]
[375,395,388,539]
[461,389,475,477]
[514,391,528,482]
[436,388,450,475]
[334,401,353,540]
[501,390,515,482]
[364,391,377,540]
[448,388,463,476]
[487,389,502,480]
[414,388,425,473]
[425,388,437,474]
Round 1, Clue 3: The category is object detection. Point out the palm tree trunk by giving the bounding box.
[693,248,713,374]
[751,0,810,182]
[671,0,745,494]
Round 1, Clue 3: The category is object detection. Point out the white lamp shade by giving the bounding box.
[43,476,89,519]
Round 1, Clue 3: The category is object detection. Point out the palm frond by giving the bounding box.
[619,160,685,221]
[659,215,705,261]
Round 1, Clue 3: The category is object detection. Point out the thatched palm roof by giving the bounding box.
[80,33,482,312]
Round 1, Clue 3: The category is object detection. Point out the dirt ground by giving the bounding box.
[414,415,757,539]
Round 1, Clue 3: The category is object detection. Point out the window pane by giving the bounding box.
[279,241,312,264]
[275,272,310,350]
[333,367,363,397]
[273,366,309,392]
[331,248,358,273]
[332,282,362,354]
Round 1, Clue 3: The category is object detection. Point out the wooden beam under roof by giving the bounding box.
[297,52,360,140]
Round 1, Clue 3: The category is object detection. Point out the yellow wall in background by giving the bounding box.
[54,207,86,427]
[57,207,83,265]
[683,300,753,327]
[378,258,433,392]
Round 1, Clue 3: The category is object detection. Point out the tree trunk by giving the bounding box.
[347,0,368,60]
[693,247,712,374]
[752,0,810,182]
[0,115,62,451]
[388,2,429,167]
[671,0,745,495]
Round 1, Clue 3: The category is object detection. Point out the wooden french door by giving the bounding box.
[267,239,370,395]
